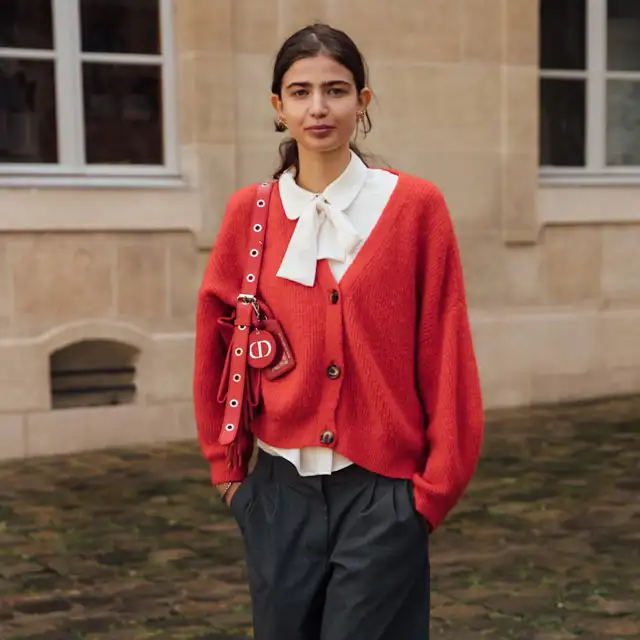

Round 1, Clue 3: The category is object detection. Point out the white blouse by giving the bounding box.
[257,152,399,476]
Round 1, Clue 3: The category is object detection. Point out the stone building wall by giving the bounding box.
[1,0,639,460]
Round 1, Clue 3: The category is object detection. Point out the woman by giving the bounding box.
[194,22,484,640]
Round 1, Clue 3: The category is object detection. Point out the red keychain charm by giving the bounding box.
[248,329,277,369]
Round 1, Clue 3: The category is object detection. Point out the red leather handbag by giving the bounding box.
[216,181,296,468]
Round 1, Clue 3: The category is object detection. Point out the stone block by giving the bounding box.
[191,143,238,248]
[11,235,114,322]
[540,226,603,304]
[415,153,503,232]
[174,0,233,55]
[232,0,279,54]
[538,186,640,225]
[367,62,445,150]
[505,0,538,66]
[144,336,195,403]
[470,311,535,385]
[502,153,540,243]
[0,240,10,323]
[116,241,167,319]
[327,0,461,63]
[457,232,509,306]
[531,371,606,405]
[0,414,26,460]
[505,66,538,154]
[599,310,640,371]
[0,343,50,412]
[480,377,533,409]
[180,54,236,146]
[0,189,200,234]
[462,0,503,62]
[25,404,179,457]
[601,226,640,302]
[436,64,502,151]
[370,63,501,153]
[278,0,327,37]
[175,401,198,441]
[236,142,281,187]
[471,311,535,408]
[532,366,640,404]
[235,54,278,142]
[168,236,200,319]
[503,245,544,305]
[529,311,599,376]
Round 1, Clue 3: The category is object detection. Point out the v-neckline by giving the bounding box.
[314,169,407,293]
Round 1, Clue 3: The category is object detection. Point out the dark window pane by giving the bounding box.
[80,0,160,54]
[607,80,640,166]
[0,59,57,163]
[0,0,53,49]
[540,78,586,167]
[83,63,163,165]
[608,0,640,71]
[540,0,586,70]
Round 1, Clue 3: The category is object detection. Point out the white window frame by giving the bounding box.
[540,0,640,185]
[0,0,178,186]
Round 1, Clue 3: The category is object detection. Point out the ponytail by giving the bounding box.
[273,136,300,180]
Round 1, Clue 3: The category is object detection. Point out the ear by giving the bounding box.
[271,94,283,120]
[359,87,373,111]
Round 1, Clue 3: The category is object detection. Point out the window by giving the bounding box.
[540,0,640,180]
[0,0,176,179]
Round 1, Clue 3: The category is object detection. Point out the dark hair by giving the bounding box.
[271,23,372,180]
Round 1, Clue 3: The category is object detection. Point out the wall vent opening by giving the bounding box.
[50,340,139,409]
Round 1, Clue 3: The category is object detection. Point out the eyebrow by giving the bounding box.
[285,80,352,90]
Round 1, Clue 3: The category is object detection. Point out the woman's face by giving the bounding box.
[271,54,371,158]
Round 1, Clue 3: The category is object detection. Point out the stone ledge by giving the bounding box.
[0,401,196,462]
[471,307,640,408]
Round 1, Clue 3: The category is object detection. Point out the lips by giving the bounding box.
[306,125,334,132]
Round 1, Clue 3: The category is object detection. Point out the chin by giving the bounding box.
[301,135,349,155]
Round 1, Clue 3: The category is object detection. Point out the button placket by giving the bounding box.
[319,272,345,455]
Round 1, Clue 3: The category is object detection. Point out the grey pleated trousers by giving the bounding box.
[229,449,430,640]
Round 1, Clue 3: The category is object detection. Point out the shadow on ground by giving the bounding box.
[0,396,639,639]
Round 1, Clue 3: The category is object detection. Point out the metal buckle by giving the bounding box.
[237,294,263,320]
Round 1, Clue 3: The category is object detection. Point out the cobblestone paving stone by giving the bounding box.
[0,396,639,639]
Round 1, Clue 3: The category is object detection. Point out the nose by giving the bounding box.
[309,90,329,119]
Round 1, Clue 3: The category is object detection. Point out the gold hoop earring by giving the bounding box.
[279,118,288,130]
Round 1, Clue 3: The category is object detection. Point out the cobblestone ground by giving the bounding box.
[0,396,639,640]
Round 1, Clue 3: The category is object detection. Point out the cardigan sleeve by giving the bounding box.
[193,185,258,486]
[412,189,484,532]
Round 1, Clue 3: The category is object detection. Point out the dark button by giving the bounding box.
[330,289,339,304]
[327,364,341,380]
[320,430,335,446]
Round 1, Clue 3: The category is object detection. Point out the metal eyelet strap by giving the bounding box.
[218,180,275,448]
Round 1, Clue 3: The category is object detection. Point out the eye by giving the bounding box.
[292,89,308,97]
[328,88,346,96]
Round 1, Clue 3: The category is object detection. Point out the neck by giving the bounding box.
[295,145,352,193]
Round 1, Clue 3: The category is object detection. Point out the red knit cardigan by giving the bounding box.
[194,172,484,531]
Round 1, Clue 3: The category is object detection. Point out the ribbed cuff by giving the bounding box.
[412,482,445,533]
